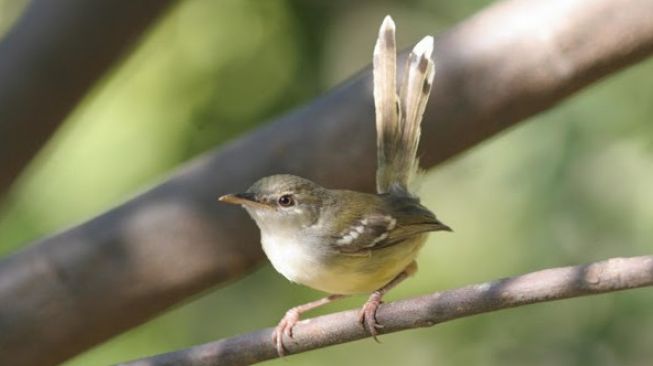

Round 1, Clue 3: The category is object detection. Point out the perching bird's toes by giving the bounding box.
[358,294,385,342]
[272,308,300,357]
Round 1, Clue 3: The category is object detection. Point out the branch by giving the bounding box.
[0,0,172,198]
[1,0,652,364]
[119,256,653,366]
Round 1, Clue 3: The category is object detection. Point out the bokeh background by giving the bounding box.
[1,0,652,365]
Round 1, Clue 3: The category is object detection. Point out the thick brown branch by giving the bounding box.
[0,0,173,198]
[1,0,652,364]
[119,256,653,366]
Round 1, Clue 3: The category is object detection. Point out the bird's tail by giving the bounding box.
[373,16,435,195]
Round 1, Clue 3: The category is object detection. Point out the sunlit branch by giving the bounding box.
[119,256,653,366]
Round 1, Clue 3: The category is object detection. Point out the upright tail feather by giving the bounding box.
[374,16,435,195]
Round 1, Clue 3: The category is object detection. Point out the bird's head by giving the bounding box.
[219,174,328,232]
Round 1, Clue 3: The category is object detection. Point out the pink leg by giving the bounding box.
[273,294,347,356]
[358,261,418,341]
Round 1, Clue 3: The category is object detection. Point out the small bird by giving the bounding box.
[219,16,450,356]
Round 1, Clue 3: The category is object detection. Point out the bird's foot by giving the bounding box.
[358,291,384,342]
[271,295,347,357]
[272,308,300,357]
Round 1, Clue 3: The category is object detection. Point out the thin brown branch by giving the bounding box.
[0,0,173,198]
[119,255,653,366]
[1,0,653,365]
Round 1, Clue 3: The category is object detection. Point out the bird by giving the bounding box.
[219,15,450,356]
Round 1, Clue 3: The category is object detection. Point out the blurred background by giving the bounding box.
[1,0,652,365]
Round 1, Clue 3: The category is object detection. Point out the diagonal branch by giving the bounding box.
[1,0,652,364]
[0,0,173,198]
[120,255,653,366]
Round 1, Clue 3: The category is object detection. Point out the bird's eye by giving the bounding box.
[277,194,294,207]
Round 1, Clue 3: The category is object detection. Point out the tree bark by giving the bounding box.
[0,0,173,198]
[119,256,653,366]
[0,0,652,365]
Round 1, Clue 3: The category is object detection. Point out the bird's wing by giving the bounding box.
[330,213,399,254]
[330,195,448,255]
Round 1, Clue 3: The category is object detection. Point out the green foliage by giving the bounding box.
[1,0,652,365]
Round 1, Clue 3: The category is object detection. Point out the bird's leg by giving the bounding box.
[273,294,348,356]
[359,261,418,341]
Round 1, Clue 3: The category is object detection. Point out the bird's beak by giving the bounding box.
[434,220,453,232]
[218,193,269,209]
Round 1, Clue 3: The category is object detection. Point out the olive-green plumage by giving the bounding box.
[230,174,448,294]
[219,15,446,355]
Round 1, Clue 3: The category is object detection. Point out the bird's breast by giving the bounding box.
[260,230,320,286]
[260,230,426,295]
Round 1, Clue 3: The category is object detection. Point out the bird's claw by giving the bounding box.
[358,296,384,342]
[272,308,300,357]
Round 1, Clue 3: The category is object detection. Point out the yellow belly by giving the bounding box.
[262,232,426,294]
